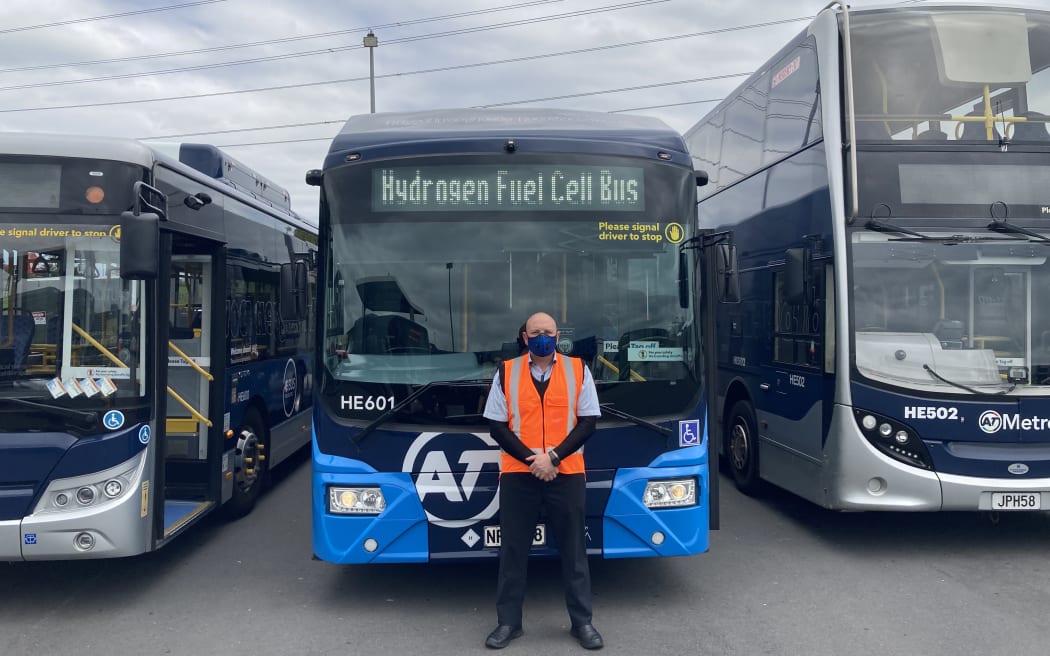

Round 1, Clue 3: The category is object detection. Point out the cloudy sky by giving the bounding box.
[0,0,1034,223]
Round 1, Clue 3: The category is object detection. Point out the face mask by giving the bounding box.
[526,333,557,357]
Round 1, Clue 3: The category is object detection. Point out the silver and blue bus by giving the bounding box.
[686,2,1050,511]
[308,108,713,563]
[0,134,316,560]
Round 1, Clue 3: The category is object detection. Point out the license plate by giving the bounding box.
[484,524,546,548]
[990,492,1042,510]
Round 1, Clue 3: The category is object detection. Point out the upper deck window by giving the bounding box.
[850,8,1050,143]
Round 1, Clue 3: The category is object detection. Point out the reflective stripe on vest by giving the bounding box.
[501,354,586,475]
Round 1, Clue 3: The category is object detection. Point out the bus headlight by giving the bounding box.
[328,486,386,515]
[76,486,97,505]
[643,478,697,509]
[853,408,933,470]
[33,451,144,515]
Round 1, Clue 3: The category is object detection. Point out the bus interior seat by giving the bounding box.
[959,119,1000,141]
[169,323,196,340]
[933,319,964,349]
[915,127,948,141]
[0,315,36,374]
[348,313,431,354]
[854,121,889,140]
[1012,112,1050,141]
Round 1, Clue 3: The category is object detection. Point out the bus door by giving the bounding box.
[763,256,827,486]
[159,248,220,539]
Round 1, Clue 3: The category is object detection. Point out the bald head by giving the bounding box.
[524,312,557,338]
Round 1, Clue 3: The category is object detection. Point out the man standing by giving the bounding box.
[482,312,604,650]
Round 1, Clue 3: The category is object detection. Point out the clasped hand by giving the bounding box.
[526,452,558,482]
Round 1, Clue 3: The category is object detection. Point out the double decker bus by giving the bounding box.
[685,2,1050,511]
[308,108,713,563]
[0,134,316,560]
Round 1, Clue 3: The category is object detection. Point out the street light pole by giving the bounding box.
[363,30,378,113]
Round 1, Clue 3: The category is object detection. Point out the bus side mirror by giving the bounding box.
[717,243,740,303]
[678,249,690,308]
[695,170,709,187]
[784,247,809,304]
[119,211,160,280]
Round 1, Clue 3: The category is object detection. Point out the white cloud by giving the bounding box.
[0,0,1037,221]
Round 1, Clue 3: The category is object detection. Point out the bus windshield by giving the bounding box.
[851,7,1050,142]
[851,231,1050,395]
[0,223,145,400]
[322,154,699,420]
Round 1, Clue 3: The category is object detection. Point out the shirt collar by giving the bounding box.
[527,353,557,366]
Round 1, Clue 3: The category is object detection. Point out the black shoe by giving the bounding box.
[570,624,604,650]
[485,625,523,649]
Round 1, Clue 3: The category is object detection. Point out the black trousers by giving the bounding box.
[495,472,592,629]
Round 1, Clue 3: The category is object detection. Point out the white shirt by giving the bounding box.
[482,354,601,422]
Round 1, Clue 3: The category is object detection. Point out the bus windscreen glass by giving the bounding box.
[324,155,698,421]
[850,7,1050,143]
[851,232,1050,393]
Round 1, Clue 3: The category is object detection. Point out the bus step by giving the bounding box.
[163,499,214,539]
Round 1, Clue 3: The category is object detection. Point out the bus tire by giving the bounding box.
[726,400,763,495]
[225,408,268,518]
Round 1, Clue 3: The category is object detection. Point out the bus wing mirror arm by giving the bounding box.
[120,181,166,280]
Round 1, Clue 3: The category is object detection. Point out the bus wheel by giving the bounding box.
[726,401,763,495]
[226,409,268,518]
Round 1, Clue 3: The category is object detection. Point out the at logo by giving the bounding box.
[282,359,298,417]
[979,410,1003,434]
[402,432,501,528]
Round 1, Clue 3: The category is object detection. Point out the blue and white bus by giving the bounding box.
[308,108,713,563]
[685,2,1050,511]
[0,134,316,560]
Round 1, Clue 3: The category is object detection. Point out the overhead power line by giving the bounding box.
[0,0,228,35]
[216,137,335,148]
[152,97,726,141]
[0,0,564,74]
[608,98,722,113]
[0,0,668,93]
[144,119,346,140]
[14,12,798,116]
[474,74,750,108]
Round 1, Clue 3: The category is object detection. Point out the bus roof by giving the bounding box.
[324,108,690,169]
[0,132,156,167]
[150,142,293,212]
[0,131,311,230]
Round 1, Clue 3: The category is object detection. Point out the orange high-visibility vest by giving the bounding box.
[500,353,586,475]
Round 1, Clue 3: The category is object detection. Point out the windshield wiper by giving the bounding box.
[867,218,1020,244]
[0,397,98,427]
[987,220,1050,243]
[599,403,673,438]
[351,379,493,445]
[865,217,935,240]
[922,364,1013,396]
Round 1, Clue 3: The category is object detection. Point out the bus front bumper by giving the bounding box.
[829,408,1050,511]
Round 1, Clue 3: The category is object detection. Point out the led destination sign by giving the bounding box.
[373,164,644,212]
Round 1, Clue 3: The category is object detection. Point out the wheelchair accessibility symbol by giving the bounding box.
[103,410,125,430]
[678,419,700,447]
